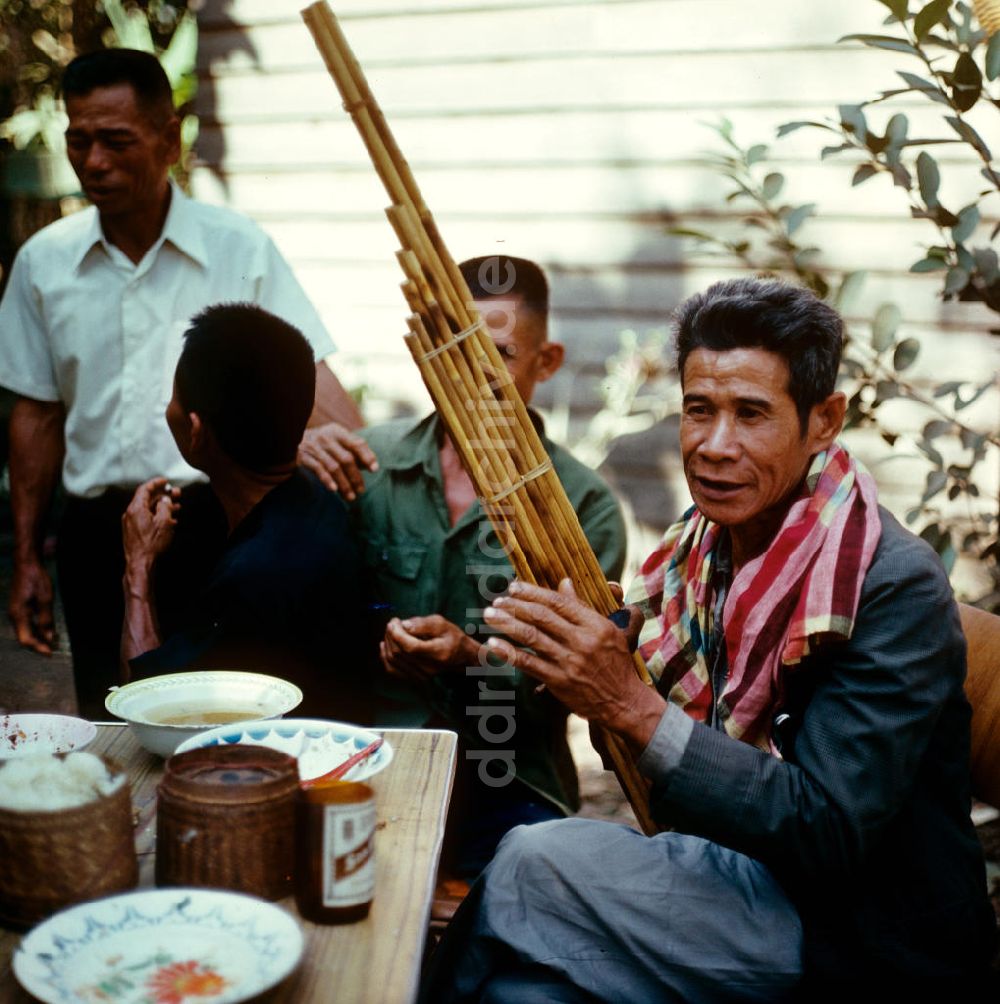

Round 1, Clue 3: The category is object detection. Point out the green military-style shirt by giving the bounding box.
[352,412,627,815]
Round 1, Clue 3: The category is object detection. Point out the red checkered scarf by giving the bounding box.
[625,443,881,752]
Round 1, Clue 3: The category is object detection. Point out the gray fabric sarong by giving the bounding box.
[422,818,803,1003]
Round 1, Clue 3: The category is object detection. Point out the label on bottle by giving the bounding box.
[321,798,376,908]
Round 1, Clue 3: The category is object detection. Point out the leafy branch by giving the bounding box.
[778,0,1000,321]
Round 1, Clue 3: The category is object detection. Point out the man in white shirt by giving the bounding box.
[0,48,373,716]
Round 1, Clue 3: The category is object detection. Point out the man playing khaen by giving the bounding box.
[122,303,375,723]
[422,276,995,1001]
[0,49,374,717]
[353,254,626,875]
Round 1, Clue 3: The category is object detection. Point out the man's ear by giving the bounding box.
[162,114,182,168]
[188,411,206,453]
[808,390,847,452]
[535,341,565,384]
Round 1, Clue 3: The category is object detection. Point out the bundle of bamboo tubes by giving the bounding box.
[301,1,659,835]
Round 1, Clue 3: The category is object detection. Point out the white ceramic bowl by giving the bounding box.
[175,718,393,783]
[104,671,302,758]
[0,714,97,759]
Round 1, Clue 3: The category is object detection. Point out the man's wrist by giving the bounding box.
[611,685,669,754]
[123,561,153,599]
[12,539,42,566]
[460,633,484,667]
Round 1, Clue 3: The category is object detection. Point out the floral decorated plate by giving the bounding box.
[13,888,303,1004]
[174,718,393,782]
[0,714,97,759]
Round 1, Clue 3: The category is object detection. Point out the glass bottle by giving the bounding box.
[295,780,376,923]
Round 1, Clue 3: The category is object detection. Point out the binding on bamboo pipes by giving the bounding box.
[301,0,659,835]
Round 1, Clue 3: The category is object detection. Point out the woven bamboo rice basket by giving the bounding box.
[0,756,137,929]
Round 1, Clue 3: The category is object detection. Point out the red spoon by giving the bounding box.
[300,736,384,789]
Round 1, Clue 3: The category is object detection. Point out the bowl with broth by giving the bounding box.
[104,671,303,758]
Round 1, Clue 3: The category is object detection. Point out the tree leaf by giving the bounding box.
[914,0,952,40]
[762,172,784,201]
[821,143,853,159]
[951,204,979,244]
[916,150,941,205]
[973,247,999,283]
[875,0,910,20]
[853,164,879,186]
[833,270,868,311]
[841,357,867,378]
[938,538,957,573]
[951,52,983,111]
[893,337,921,370]
[943,266,970,295]
[917,439,945,466]
[922,419,953,438]
[946,116,992,159]
[921,471,948,503]
[872,302,902,350]
[955,1,974,46]
[746,144,768,165]
[932,380,962,398]
[889,162,913,189]
[923,30,959,50]
[838,104,869,142]
[875,379,901,402]
[987,32,1000,81]
[955,379,994,411]
[776,120,831,138]
[885,112,909,147]
[784,203,816,235]
[896,70,939,94]
[911,256,949,272]
[960,428,986,451]
[792,247,821,268]
[666,227,717,240]
[839,33,921,56]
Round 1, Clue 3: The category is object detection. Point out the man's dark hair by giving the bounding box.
[61,49,175,125]
[174,303,315,472]
[674,276,843,431]
[459,255,549,318]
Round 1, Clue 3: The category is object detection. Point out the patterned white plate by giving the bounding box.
[13,888,303,1004]
[174,718,393,782]
[0,714,97,759]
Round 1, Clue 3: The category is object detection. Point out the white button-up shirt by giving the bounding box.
[0,185,335,497]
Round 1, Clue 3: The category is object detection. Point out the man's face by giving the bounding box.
[475,294,562,405]
[65,82,178,221]
[680,347,842,555]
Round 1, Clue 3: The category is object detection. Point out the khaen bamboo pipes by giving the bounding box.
[301,1,659,835]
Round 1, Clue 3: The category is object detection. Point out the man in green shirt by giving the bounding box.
[353,255,626,874]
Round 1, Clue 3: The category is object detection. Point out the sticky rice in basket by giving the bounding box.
[0,752,138,927]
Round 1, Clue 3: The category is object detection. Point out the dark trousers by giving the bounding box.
[56,482,226,718]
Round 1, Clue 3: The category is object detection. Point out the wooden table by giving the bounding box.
[0,724,457,1003]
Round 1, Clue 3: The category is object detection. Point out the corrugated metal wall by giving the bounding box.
[191,0,999,578]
